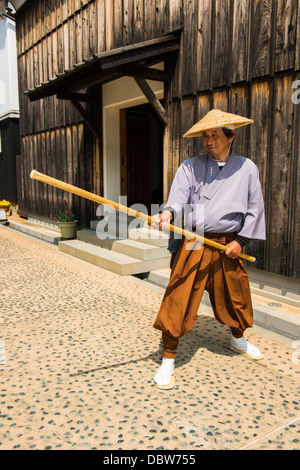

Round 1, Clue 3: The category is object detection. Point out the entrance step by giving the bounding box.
[90,221,170,247]
[90,220,133,238]
[77,229,170,260]
[128,227,169,247]
[246,267,300,303]
[113,239,169,260]
[8,218,61,245]
[59,239,170,276]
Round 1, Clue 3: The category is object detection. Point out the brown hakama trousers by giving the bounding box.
[153,233,253,359]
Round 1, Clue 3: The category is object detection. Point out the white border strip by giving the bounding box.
[235,416,300,449]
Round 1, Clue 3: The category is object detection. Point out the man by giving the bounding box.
[152,109,266,390]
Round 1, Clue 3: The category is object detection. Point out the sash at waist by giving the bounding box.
[203,231,237,245]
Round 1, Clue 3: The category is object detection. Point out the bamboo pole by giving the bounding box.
[30,169,256,262]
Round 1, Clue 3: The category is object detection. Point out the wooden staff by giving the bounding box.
[30,169,256,262]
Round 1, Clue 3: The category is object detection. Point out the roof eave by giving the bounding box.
[24,30,182,102]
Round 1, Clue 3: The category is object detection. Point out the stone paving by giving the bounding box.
[0,224,299,450]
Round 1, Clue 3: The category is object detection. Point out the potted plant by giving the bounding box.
[57,210,78,239]
[0,200,11,214]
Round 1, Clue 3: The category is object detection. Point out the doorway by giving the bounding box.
[120,103,164,213]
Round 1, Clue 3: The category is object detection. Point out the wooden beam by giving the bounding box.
[95,38,180,71]
[68,70,121,92]
[134,76,168,126]
[70,99,101,140]
[121,65,168,81]
[57,91,91,102]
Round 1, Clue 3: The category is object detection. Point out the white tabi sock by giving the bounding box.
[154,358,175,386]
[230,334,263,360]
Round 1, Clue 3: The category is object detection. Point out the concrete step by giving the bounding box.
[27,214,60,232]
[113,239,170,260]
[247,266,300,303]
[78,229,124,248]
[251,293,300,341]
[90,223,170,247]
[9,219,61,245]
[148,267,171,286]
[90,212,144,236]
[77,229,170,261]
[128,227,169,247]
[59,239,170,276]
[90,220,130,238]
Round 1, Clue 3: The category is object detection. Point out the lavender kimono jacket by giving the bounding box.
[166,151,266,240]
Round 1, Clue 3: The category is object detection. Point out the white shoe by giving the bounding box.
[154,358,175,390]
[230,334,264,360]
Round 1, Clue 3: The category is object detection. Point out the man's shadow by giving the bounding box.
[70,314,234,378]
[151,313,235,368]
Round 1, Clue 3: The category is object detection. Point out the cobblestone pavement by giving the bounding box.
[0,225,299,451]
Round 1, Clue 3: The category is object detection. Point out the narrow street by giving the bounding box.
[0,225,299,450]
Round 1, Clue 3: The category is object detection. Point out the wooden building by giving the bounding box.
[13,0,300,279]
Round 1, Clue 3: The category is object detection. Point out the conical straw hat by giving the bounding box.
[183,109,253,137]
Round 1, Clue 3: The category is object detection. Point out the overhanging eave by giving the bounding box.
[24,30,181,102]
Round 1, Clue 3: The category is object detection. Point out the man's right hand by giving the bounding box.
[150,210,172,231]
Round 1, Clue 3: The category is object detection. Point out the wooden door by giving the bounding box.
[120,104,163,213]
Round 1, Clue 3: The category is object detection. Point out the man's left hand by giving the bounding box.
[224,240,242,259]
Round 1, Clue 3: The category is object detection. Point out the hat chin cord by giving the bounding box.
[208,143,232,162]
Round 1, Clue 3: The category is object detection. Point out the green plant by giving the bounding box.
[58,210,76,222]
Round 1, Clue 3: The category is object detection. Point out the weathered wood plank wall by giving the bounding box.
[15,0,300,278]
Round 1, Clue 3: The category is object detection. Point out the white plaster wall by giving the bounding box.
[102,75,164,203]
[0,15,19,120]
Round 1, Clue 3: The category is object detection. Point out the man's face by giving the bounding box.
[202,128,234,160]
